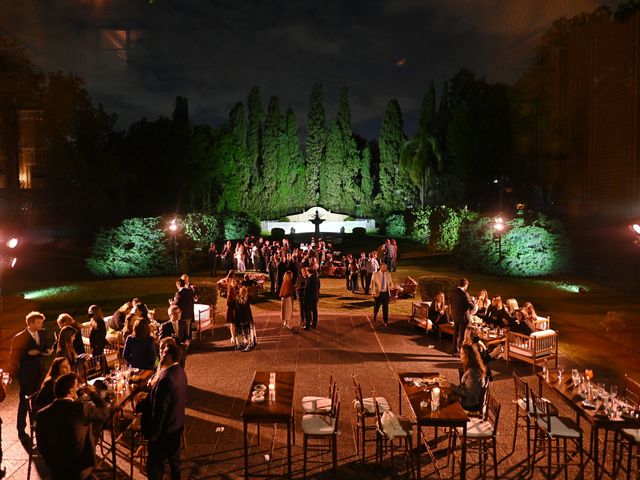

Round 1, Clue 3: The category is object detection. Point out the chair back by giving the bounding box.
[78,353,108,382]
[530,390,552,426]
[513,373,530,410]
[328,371,335,398]
[484,391,501,433]
[372,388,383,429]
[624,374,640,408]
[332,394,341,433]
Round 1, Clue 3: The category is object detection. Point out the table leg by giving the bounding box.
[417,423,421,479]
[593,426,600,480]
[287,419,292,478]
[461,423,467,480]
[244,420,249,480]
[398,381,402,415]
[111,415,117,477]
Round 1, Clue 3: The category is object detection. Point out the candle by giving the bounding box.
[431,387,441,411]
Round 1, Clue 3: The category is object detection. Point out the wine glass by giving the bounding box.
[2,372,11,387]
[571,369,580,387]
[611,385,618,401]
[557,364,564,382]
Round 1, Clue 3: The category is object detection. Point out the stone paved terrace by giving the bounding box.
[1,307,615,479]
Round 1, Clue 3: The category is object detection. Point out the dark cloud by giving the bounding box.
[0,0,616,137]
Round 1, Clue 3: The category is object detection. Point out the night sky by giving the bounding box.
[6,0,614,137]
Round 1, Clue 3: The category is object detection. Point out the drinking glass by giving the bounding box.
[558,364,564,381]
[2,372,11,386]
[571,369,579,387]
[611,385,618,401]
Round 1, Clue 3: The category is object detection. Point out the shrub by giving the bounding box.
[386,213,406,237]
[223,212,258,239]
[195,282,218,309]
[455,213,572,276]
[417,275,458,301]
[430,206,478,252]
[86,217,173,277]
[271,227,285,238]
[352,227,366,236]
[183,213,222,250]
[410,206,432,244]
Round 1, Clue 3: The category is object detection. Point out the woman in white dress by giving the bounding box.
[235,243,246,272]
[279,270,294,328]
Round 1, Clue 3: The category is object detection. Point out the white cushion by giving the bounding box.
[531,329,556,338]
[517,397,552,414]
[622,428,640,442]
[301,414,336,435]
[354,396,391,414]
[301,396,332,413]
[537,416,581,438]
[456,417,494,438]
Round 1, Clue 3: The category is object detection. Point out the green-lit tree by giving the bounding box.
[401,81,442,206]
[283,108,307,212]
[246,86,263,209]
[377,99,411,213]
[305,83,326,206]
[261,95,282,216]
[320,120,344,211]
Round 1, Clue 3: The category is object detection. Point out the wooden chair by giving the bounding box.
[512,373,539,467]
[302,372,336,414]
[397,276,418,298]
[302,393,341,478]
[78,353,108,382]
[26,392,39,480]
[193,303,216,341]
[531,391,584,479]
[534,315,551,331]
[409,301,432,332]
[613,375,640,479]
[372,387,414,477]
[449,391,501,479]
[506,329,558,374]
[352,374,391,461]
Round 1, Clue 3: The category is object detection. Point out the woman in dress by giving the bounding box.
[227,276,239,345]
[428,291,450,328]
[280,270,294,329]
[474,289,491,321]
[235,243,246,272]
[87,304,107,356]
[55,325,79,371]
[235,286,257,352]
[123,318,157,370]
[485,296,511,328]
[521,301,539,331]
[35,357,71,411]
[447,343,487,411]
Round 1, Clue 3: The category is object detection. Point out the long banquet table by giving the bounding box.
[538,371,640,479]
[398,371,469,479]
[242,371,295,479]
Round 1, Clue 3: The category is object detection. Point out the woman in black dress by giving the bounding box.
[234,286,257,352]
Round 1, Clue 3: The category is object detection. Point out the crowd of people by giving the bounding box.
[3,273,199,479]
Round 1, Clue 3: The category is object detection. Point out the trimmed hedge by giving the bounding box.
[418,275,458,301]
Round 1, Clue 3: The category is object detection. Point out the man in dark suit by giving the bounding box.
[159,305,189,344]
[136,342,188,480]
[449,278,476,355]
[303,266,321,329]
[36,372,109,480]
[173,278,195,340]
[9,311,52,441]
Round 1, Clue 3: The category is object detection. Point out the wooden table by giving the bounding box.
[242,371,295,479]
[98,369,153,477]
[398,372,469,479]
[476,329,506,348]
[538,372,640,479]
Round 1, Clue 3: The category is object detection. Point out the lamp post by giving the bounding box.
[493,216,505,277]
[169,218,179,275]
[0,236,19,314]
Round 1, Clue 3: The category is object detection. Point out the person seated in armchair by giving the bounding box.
[428,291,450,330]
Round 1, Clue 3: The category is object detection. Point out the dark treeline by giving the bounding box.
[1,36,514,232]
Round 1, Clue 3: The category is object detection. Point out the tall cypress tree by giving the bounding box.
[261,95,282,217]
[305,83,326,206]
[320,120,344,211]
[377,99,409,213]
[246,86,263,197]
[283,108,306,212]
[417,80,436,138]
[360,144,373,216]
[333,87,359,213]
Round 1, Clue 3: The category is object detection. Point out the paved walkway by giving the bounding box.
[2,307,606,479]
